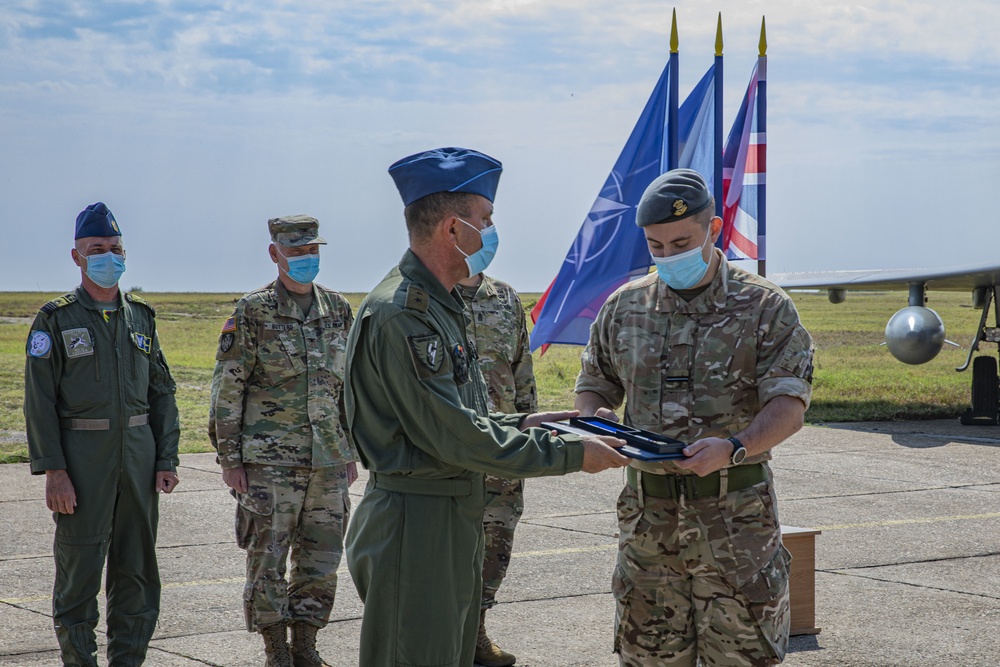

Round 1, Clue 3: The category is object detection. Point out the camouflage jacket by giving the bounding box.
[576,250,814,474]
[209,280,357,470]
[459,275,537,414]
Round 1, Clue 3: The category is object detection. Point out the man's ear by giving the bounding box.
[268,243,280,264]
[71,248,83,268]
[710,216,723,240]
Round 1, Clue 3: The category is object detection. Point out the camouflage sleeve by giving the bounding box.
[511,296,538,413]
[574,294,626,407]
[373,311,584,478]
[23,312,65,474]
[756,294,814,409]
[208,303,258,470]
[147,325,180,472]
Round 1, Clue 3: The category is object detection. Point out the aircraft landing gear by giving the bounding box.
[958,286,1000,425]
[960,356,999,425]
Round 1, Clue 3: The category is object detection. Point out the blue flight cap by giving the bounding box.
[75,202,122,239]
[388,147,503,206]
[636,169,713,227]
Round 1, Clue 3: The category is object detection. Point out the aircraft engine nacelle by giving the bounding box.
[884,306,946,365]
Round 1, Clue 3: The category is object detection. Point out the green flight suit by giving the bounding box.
[344,250,585,667]
[23,287,180,667]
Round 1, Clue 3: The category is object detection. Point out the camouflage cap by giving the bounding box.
[267,215,327,247]
[636,168,713,227]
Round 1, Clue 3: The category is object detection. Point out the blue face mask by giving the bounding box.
[651,228,712,290]
[84,251,126,288]
[282,251,320,285]
[456,218,499,278]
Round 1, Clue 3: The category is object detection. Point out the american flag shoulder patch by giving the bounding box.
[221,317,237,333]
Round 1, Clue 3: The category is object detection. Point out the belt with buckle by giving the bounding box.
[59,414,149,431]
[626,463,766,501]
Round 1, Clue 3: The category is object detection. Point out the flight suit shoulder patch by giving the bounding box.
[40,293,76,315]
[27,331,53,358]
[404,285,429,313]
[407,333,444,379]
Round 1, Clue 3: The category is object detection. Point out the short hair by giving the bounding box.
[404,192,476,242]
[695,200,717,227]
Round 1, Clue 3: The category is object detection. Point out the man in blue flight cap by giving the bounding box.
[23,202,181,666]
[343,147,629,667]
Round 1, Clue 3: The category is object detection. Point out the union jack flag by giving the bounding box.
[721,60,766,260]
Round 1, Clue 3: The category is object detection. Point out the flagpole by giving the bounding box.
[714,12,724,218]
[667,9,679,170]
[757,16,767,278]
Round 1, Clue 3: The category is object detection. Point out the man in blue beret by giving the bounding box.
[343,147,629,667]
[575,169,814,666]
[23,202,181,667]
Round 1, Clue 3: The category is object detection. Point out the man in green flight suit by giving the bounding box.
[455,271,537,666]
[23,202,181,667]
[209,215,358,667]
[344,147,629,667]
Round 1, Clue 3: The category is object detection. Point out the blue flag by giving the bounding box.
[531,64,716,350]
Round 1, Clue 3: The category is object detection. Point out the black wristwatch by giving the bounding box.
[728,437,748,465]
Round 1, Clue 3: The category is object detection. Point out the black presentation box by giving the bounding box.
[540,416,687,461]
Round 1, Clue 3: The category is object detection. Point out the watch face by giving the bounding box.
[732,447,747,465]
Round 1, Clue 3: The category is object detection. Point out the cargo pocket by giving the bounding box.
[611,564,636,654]
[739,544,792,660]
[234,484,272,550]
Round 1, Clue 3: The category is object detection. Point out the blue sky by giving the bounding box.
[2,0,999,293]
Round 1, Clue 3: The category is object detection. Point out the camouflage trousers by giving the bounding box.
[613,470,790,666]
[481,474,524,608]
[236,464,350,632]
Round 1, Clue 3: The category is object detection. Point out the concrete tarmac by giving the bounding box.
[2,419,999,666]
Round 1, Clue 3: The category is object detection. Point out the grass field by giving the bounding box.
[0,288,992,464]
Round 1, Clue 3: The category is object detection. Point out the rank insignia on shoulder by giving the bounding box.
[40,293,77,315]
[27,331,52,358]
[61,328,95,358]
[404,285,429,313]
[407,333,444,379]
[451,343,470,385]
[132,332,152,354]
[221,317,237,333]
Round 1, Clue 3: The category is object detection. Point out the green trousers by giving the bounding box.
[53,433,161,667]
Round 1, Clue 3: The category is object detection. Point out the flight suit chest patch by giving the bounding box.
[452,343,470,385]
[61,328,94,358]
[408,333,444,379]
[132,332,152,354]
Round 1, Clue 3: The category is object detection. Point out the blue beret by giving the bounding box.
[75,202,121,239]
[636,169,713,227]
[388,147,502,206]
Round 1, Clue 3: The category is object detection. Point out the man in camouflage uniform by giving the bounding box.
[209,216,358,667]
[24,202,180,667]
[456,271,537,666]
[575,170,814,666]
[344,147,629,667]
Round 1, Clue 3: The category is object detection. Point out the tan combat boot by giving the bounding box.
[474,609,516,667]
[260,623,292,667]
[289,622,331,667]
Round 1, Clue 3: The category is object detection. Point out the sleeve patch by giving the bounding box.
[221,317,237,333]
[28,331,52,358]
[407,333,444,379]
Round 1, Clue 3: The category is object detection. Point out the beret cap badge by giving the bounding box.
[672,199,688,216]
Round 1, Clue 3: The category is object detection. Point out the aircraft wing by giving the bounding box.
[773,262,1000,292]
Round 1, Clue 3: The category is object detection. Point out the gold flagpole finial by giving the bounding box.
[670,8,679,53]
[759,16,767,57]
[715,12,723,57]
